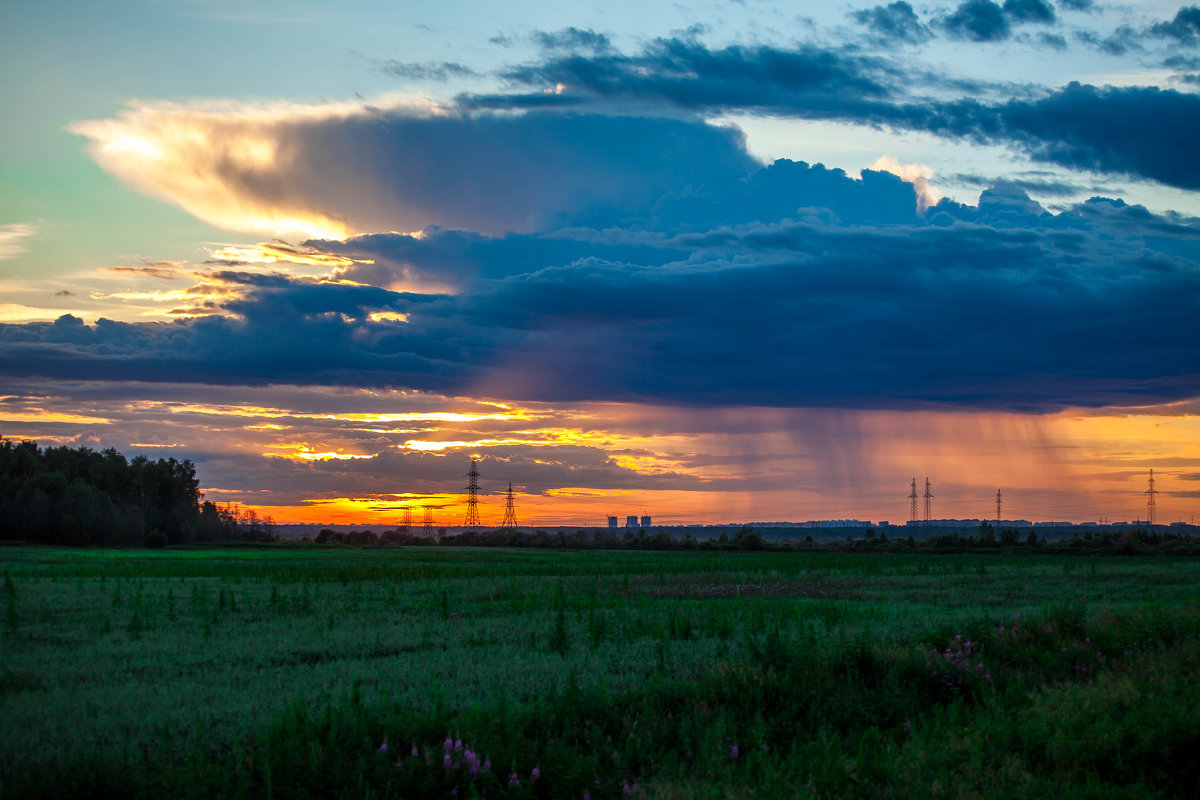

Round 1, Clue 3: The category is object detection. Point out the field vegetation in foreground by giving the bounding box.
[1,546,1198,798]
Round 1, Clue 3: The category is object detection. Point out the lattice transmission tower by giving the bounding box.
[923,478,934,530]
[908,478,918,526]
[422,506,434,530]
[501,482,518,528]
[1146,469,1158,529]
[463,458,482,531]
[400,506,412,533]
[996,489,1002,528]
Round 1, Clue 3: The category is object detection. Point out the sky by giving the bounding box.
[1,0,1198,527]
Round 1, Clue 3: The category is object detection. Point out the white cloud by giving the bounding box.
[0,223,37,261]
[69,97,441,239]
[69,96,756,239]
[868,156,941,211]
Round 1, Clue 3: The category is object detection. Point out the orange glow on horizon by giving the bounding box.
[264,444,375,461]
[3,387,1196,526]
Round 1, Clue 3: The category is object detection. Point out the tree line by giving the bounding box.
[310,523,1198,555]
[0,439,274,546]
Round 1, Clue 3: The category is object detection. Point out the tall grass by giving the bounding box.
[1,546,1197,797]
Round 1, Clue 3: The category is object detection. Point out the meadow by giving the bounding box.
[1,545,1198,798]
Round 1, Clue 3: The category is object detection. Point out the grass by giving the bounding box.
[1,546,1198,797]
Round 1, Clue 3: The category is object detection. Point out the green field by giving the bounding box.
[2,546,1199,798]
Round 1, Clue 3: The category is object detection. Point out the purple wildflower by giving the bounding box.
[444,737,453,753]
[378,742,388,753]
[443,754,452,769]
[508,772,519,788]
[454,738,463,753]
[730,744,739,758]
[532,767,541,780]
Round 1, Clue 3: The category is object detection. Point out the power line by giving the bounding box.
[463,458,482,531]
[1146,469,1158,529]
[501,481,518,528]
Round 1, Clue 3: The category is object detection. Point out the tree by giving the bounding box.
[0,439,256,546]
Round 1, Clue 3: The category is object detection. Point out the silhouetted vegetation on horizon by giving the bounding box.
[310,522,1200,556]
[0,439,274,546]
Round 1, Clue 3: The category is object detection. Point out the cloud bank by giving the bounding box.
[3,151,1197,412]
[38,23,1200,419]
[483,38,1200,191]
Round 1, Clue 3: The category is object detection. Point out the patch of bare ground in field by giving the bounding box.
[624,572,859,600]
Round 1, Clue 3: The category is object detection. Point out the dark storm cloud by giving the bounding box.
[296,111,755,234]
[941,0,1012,42]
[1151,6,1200,46]
[1073,7,1200,53]
[317,160,926,288]
[946,172,1097,197]
[315,227,690,288]
[938,0,1057,42]
[850,2,933,44]
[1165,54,1200,69]
[1003,0,1056,25]
[1033,32,1068,50]
[982,83,1200,189]
[496,38,900,112]
[532,27,614,53]
[488,39,1200,191]
[2,160,1197,413]
[1074,26,1143,56]
[378,60,480,81]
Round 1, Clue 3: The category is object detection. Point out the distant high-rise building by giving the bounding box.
[626,515,639,529]
[607,516,618,529]
[640,515,652,528]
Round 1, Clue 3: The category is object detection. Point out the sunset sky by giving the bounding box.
[2,0,1198,527]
